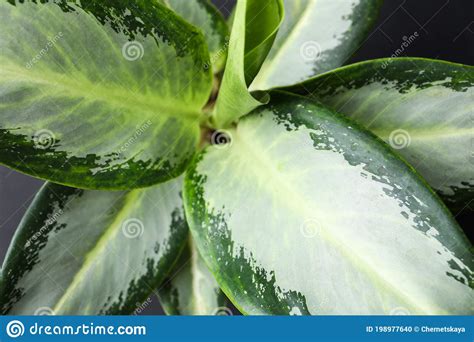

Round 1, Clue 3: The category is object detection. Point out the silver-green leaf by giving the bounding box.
[0,0,212,189]
[251,0,383,90]
[1,178,187,315]
[185,92,473,315]
[164,0,230,73]
[158,239,231,315]
[284,58,474,213]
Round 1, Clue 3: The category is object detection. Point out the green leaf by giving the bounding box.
[164,0,230,73]
[244,0,285,84]
[184,92,473,315]
[0,0,212,190]
[283,58,474,213]
[158,239,231,315]
[251,0,383,90]
[213,0,284,128]
[0,178,188,315]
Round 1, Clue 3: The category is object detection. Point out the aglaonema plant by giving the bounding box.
[0,0,472,315]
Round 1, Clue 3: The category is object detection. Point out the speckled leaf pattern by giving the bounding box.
[164,0,230,73]
[284,58,474,213]
[158,239,230,315]
[0,178,188,315]
[0,0,212,189]
[251,0,383,90]
[185,92,473,315]
[213,0,284,128]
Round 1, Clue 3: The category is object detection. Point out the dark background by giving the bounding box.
[1,0,472,315]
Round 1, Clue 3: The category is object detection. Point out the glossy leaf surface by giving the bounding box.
[243,0,284,84]
[185,92,473,315]
[165,0,230,73]
[213,0,283,128]
[1,178,187,315]
[0,0,212,189]
[284,58,474,213]
[158,239,230,315]
[251,0,383,90]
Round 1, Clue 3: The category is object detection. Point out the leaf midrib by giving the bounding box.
[53,190,141,313]
[231,122,434,314]
[190,239,207,314]
[1,63,202,121]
